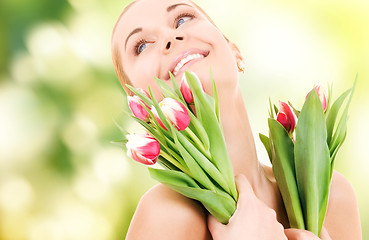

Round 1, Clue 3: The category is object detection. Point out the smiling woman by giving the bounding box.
[111,0,239,97]
[111,0,362,240]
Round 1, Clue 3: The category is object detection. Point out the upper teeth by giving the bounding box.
[173,54,204,76]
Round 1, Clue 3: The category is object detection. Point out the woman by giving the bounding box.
[111,0,362,239]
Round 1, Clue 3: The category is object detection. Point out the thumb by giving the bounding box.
[319,227,332,240]
[207,214,225,235]
[235,174,255,210]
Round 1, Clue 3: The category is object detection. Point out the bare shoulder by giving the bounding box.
[324,170,362,240]
[126,183,212,240]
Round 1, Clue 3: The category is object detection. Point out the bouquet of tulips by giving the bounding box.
[120,71,238,224]
[259,78,356,236]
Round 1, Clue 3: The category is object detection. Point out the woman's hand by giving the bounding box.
[207,174,287,240]
[284,227,332,240]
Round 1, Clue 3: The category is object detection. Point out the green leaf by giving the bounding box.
[169,72,187,104]
[111,139,127,148]
[148,167,199,188]
[149,168,236,224]
[126,84,153,108]
[294,89,330,236]
[274,104,279,116]
[329,76,357,159]
[269,98,275,118]
[326,88,351,146]
[157,156,181,171]
[185,71,238,200]
[268,118,305,229]
[259,133,272,164]
[288,101,300,118]
[330,131,347,176]
[325,83,333,113]
[148,87,172,131]
[112,117,129,136]
[210,69,220,121]
[170,124,216,192]
[175,131,231,195]
[188,110,210,151]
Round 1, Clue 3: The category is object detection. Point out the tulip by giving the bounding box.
[180,72,204,104]
[306,85,327,112]
[151,105,167,130]
[276,101,297,134]
[137,88,151,98]
[127,90,151,122]
[314,85,328,112]
[126,133,160,165]
[160,98,190,131]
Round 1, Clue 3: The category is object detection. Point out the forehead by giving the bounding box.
[114,0,196,39]
[124,0,195,18]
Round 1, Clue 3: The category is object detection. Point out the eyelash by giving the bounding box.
[133,11,196,56]
[174,11,196,28]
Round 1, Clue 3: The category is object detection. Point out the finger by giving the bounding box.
[319,227,332,240]
[284,228,300,240]
[284,228,319,240]
[234,174,255,209]
[207,213,224,235]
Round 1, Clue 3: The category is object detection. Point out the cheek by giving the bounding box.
[126,58,164,100]
[191,23,239,83]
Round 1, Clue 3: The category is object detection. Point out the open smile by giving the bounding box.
[166,49,209,79]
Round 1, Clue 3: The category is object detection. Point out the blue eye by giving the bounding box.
[176,17,188,27]
[135,39,151,55]
[138,43,148,53]
[175,13,195,28]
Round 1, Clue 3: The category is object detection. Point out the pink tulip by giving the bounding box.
[127,89,151,122]
[314,85,328,112]
[276,101,297,134]
[160,98,190,131]
[151,105,168,130]
[306,85,327,112]
[126,133,160,165]
[180,73,204,104]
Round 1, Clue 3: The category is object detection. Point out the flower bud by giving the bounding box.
[127,90,151,122]
[151,105,167,130]
[314,85,328,112]
[180,72,204,104]
[126,133,160,165]
[306,85,328,112]
[276,101,297,134]
[160,98,190,131]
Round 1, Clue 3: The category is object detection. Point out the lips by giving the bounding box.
[166,49,209,79]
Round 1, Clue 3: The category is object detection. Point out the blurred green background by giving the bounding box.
[0,0,367,239]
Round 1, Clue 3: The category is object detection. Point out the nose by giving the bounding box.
[163,35,184,53]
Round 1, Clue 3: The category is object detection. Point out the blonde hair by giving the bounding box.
[111,0,225,95]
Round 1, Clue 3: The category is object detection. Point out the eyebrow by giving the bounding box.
[167,3,192,12]
[125,27,142,50]
[124,3,193,50]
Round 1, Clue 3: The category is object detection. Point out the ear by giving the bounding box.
[228,41,245,72]
[230,42,244,61]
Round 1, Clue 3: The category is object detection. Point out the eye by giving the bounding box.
[135,39,152,55]
[175,12,195,28]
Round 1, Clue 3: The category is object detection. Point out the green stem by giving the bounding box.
[185,127,211,159]
[160,150,191,176]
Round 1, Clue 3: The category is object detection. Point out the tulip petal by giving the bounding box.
[126,134,160,165]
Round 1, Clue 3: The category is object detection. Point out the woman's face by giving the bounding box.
[112,0,240,99]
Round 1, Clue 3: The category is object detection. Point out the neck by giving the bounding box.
[219,85,288,225]
[219,85,264,187]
